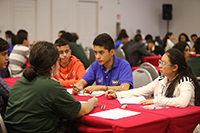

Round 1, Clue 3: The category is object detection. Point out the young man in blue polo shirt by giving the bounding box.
[72,33,133,95]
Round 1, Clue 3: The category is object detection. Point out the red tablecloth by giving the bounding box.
[142,55,162,66]
[3,77,200,133]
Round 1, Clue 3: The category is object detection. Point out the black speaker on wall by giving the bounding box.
[163,4,172,20]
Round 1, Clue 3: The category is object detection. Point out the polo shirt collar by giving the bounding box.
[100,54,119,70]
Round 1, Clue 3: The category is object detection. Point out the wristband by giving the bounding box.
[106,86,108,90]
[88,101,94,107]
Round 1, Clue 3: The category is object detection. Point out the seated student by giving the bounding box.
[115,29,129,50]
[4,41,98,133]
[125,34,153,67]
[172,41,190,60]
[9,29,30,77]
[54,38,86,87]
[178,33,191,48]
[191,34,198,51]
[5,30,15,47]
[0,38,11,115]
[61,32,90,69]
[58,30,66,39]
[147,40,165,56]
[72,33,133,95]
[106,49,200,108]
[162,32,177,52]
[186,37,200,77]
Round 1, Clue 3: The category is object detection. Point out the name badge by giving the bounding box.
[112,80,119,85]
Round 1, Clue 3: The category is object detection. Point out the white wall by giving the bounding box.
[0,0,200,46]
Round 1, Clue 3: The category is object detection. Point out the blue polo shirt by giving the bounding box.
[82,55,133,89]
[115,40,122,50]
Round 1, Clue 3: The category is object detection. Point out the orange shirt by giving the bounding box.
[54,55,86,87]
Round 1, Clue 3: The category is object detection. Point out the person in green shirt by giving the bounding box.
[61,32,90,69]
[4,41,98,133]
[186,37,200,77]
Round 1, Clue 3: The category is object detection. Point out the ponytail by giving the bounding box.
[23,66,38,81]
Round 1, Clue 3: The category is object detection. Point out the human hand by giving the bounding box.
[72,84,83,95]
[105,90,117,99]
[83,86,100,94]
[88,97,98,107]
[139,99,154,105]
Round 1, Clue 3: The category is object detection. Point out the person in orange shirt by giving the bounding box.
[54,38,86,87]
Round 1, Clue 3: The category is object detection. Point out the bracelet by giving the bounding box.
[88,101,94,107]
[106,86,108,90]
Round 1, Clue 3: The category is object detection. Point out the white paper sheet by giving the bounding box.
[67,89,105,97]
[117,96,146,104]
[89,108,141,119]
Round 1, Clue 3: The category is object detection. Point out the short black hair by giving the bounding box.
[191,34,197,38]
[93,33,114,52]
[145,34,153,41]
[54,38,70,48]
[194,37,200,54]
[61,32,73,42]
[16,29,28,44]
[5,30,14,38]
[148,40,155,44]
[0,37,10,52]
[134,34,142,42]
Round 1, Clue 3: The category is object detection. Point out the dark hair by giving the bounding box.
[61,32,73,42]
[54,38,70,47]
[191,34,197,38]
[164,49,200,106]
[178,33,190,42]
[134,34,142,42]
[17,29,28,35]
[116,29,129,41]
[145,34,153,41]
[71,32,79,43]
[5,30,15,38]
[16,29,28,44]
[194,37,200,54]
[59,30,66,34]
[23,41,59,81]
[162,32,173,49]
[0,37,10,52]
[148,40,155,44]
[172,42,190,55]
[93,33,114,52]
[11,35,17,46]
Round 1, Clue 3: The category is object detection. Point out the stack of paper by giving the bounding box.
[117,96,146,104]
[89,108,141,119]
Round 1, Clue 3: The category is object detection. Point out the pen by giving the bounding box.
[103,105,106,110]
[70,85,83,91]
[100,104,103,110]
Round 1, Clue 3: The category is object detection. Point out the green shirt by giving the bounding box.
[186,56,200,77]
[69,42,90,69]
[4,75,81,133]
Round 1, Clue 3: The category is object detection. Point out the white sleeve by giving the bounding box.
[153,81,194,108]
[116,79,157,98]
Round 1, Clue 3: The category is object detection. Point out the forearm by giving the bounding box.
[97,83,130,91]
[75,79,87,88]
[76,101,95,118]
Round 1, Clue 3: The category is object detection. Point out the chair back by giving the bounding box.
[84,47,96,64]
[133,68,152,88]
[115,47,126,60]
[140,62,159,80]
[0,114,7,133]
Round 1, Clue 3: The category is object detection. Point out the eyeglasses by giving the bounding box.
[158,60,175,67]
